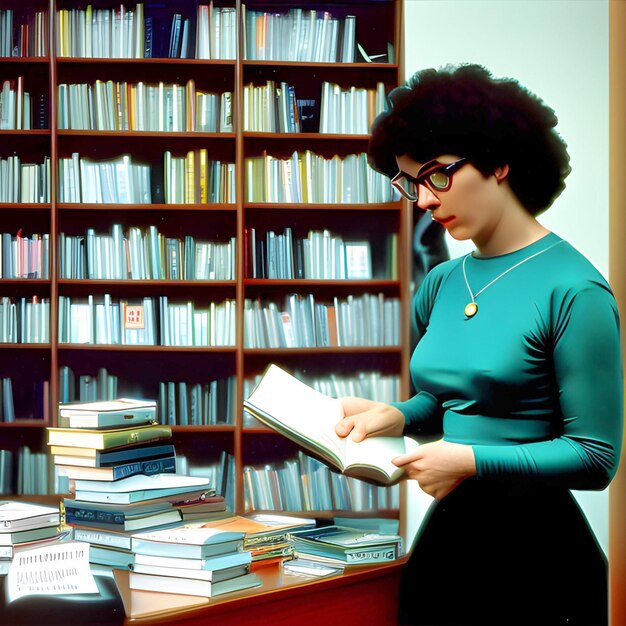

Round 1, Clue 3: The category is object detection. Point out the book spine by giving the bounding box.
[110,455,176,479]
[66,508,127,525]
[344,545,398,563]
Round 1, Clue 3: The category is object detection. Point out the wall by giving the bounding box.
[403,0,611,551]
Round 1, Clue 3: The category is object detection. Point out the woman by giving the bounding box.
[336,65,623,626]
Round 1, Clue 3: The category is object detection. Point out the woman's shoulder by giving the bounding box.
[422,256,463,285]
[550,236,612,292]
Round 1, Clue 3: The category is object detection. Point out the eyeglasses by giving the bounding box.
[391,158,469,202]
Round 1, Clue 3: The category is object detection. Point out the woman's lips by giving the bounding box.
[434,215,455,225]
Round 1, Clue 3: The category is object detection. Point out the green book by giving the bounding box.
[46,424,172,450]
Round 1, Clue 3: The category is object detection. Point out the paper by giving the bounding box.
[7,541,99,602]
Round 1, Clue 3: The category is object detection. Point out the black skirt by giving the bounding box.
[398,478,608,626]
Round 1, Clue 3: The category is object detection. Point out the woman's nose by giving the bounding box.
[416,183,440,211]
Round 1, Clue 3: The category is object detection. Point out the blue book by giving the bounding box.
[56,453,176,481]
[144,16,153,58]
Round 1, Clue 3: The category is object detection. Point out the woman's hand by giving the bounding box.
[392,439,477,500]
[335,396,405,442]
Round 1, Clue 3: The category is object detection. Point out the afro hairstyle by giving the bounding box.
[368,64,571,215]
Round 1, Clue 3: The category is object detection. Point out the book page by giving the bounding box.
[343,436,420,482]
[244,365,347,467]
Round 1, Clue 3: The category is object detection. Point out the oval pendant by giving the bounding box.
[464,302,478,318]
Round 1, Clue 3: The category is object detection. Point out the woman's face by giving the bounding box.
[395,154,507,246]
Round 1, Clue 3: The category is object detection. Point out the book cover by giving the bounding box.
[58,397,157,429]
[133,549,251,572]
[0,524,61,546]
[128,571,261,598]
[131,525,245,559]
[46,424,172,450]
[0,501,60,531]
[243,364,419,486]
[290,525,402,564]
[114,568,210,619]
[53,443,176,468]
[73,473,214,505]
[55,454,176,481]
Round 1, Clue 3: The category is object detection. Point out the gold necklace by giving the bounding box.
[461,239,564,318]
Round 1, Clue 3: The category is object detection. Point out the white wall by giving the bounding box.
[404,0,610,552]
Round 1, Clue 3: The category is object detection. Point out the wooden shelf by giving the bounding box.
[1,0,407,517]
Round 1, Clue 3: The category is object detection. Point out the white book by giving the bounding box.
[129,571,261,598]
[243,364,423,486]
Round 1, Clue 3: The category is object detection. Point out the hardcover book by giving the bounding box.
[133,549,251,573]
[290,525,403,565]
[55,454,176,481]
[46,424,172,450]
[131,526,245,559]
[72,473,214,505]
[51,443,175,466]
[243,364,419,485]
[58,397,157,429]
[0,501,60,532]
[128,571,261,598]
[64,504,181,532]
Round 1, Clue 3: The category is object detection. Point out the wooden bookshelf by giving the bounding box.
[0,0,407,517]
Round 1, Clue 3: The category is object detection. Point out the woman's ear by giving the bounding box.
[494,164,510,182]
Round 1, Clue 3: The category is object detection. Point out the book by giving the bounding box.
[200,514,315,549]
[133,549,251,573]
[0,501,60,532]
[50,443,175,466]
[73,474,214,505]
[290,525,403,565]
[58,397,157,429]
[128,571,261,597]
[0,524,61,546]
[64,502,181,532]
[114,568,210,619]
[243,364,419,485]
[132,562,249,582]
[55,453,176,481]
[131,526,245,559]
[46,424,172,450]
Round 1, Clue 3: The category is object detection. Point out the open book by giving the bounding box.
[243,364,419,486]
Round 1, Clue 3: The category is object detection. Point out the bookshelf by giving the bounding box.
[0,0,408,517]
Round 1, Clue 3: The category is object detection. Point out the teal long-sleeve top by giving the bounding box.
[394,232,623,490]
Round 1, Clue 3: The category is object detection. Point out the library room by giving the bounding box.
[0,1,624,625]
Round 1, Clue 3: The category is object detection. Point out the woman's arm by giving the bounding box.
[473,284,623,489]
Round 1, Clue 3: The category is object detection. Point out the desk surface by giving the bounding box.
[0,558,405,626]
[115,558,406,626]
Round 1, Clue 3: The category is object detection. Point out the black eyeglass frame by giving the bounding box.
[391,157,469,202]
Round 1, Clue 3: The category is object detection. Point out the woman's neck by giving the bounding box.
[473,201,550,258]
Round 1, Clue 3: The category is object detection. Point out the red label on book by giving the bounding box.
[124,305,145,329]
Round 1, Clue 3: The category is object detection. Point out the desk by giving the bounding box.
[115,559,406,626]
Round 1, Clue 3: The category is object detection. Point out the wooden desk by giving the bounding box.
[115,558,406,626]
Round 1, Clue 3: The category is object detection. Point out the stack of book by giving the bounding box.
[0,501,69,574]
[288,524,403,568]
[129,526,262,597]
[200,513,315,567]
[46,398,226,568]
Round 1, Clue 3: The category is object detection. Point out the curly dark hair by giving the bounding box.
[368,64,571,215]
